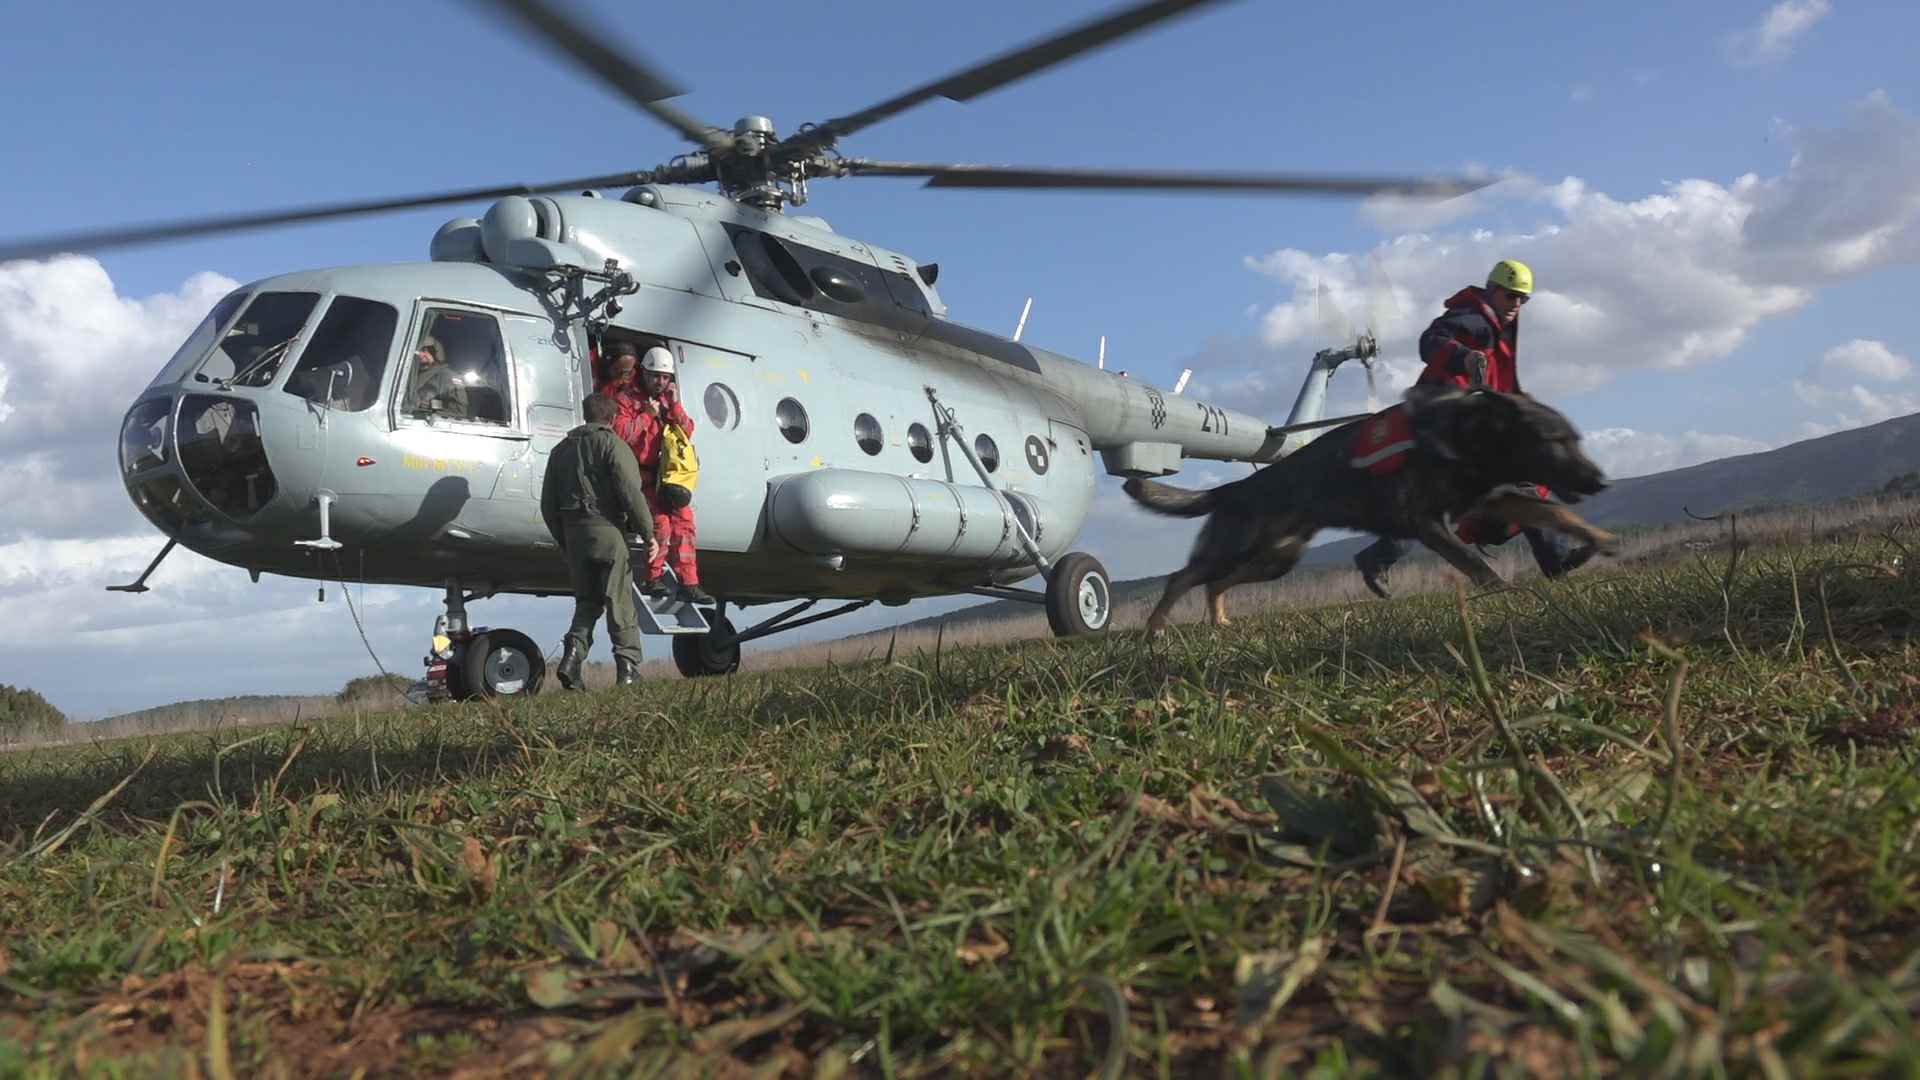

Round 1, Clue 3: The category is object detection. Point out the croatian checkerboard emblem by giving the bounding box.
[1025,435,1050,474]
[1146,388,1167,429]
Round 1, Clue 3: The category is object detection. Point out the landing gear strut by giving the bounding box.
[421,579,546,701]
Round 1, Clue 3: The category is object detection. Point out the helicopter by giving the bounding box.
[1,0,1480,700]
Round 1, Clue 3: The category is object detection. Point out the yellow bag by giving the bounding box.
[658,423,699,510]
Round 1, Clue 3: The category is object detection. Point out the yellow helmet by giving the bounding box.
[1487,258,1533,295]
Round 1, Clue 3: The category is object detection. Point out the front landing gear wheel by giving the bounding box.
[673,613,741,677]
[459,628,546,699]
[1045,552,1111,637]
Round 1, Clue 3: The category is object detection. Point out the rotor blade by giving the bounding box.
[780,0,1234,153]
[465,0,727,152]
[840,161,1493,198]
[0,170,653,262]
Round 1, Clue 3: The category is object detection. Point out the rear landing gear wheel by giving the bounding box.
[1045,552,1111,637]
[459,628,545,699]
[673,613,741,678]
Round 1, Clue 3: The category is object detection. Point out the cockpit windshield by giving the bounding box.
[282,296,399,412]
[149,290,249,390]
[190,291,320,387]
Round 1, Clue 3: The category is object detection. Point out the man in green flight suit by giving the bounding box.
[541,394,661,689]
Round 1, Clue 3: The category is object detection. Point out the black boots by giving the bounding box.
[555,641,586,690]
[615,657,641,686]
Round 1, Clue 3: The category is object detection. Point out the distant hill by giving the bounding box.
[860,410,1920,638]
[1574,411,1920,526]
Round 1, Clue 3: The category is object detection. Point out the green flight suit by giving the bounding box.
[411,362,470,419]
[540,421,656,665]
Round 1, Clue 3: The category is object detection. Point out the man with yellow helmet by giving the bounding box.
[1353,258,1595,596]
[1416,257,1532,392]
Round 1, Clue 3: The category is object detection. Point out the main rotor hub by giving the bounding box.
[732,115,777,155]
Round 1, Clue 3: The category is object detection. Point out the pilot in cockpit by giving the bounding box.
[409,336,469,419]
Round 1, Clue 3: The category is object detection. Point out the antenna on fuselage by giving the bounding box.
[1098,335,1106,369]
[1012,297,1033,342]
[1173,368,1192,395]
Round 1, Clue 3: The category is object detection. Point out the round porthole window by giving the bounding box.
[776,397,810,444]
[703,383,739,430]
[975,433,1000,473]
[854,412,883,455]
[907,422,933,464]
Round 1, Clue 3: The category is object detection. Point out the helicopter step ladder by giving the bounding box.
[628,558,715,635]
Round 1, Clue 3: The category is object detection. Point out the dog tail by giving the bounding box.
[1121,476,1220,518]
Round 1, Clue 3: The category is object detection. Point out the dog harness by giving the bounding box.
[1348,404,1416,475]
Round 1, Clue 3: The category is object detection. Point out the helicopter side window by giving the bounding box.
[192,292,321,387]
[406,308,512,426]
[282,297,399,412]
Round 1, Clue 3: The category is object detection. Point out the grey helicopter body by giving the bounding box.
[14,0,1481,696]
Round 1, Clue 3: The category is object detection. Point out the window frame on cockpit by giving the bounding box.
[390,300,527,440]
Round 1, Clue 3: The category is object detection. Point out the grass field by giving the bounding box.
[3,510,1918,1076]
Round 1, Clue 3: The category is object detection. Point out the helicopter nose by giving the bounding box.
[120,393,283,531]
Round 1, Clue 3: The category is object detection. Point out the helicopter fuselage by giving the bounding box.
[115,184,1294,611]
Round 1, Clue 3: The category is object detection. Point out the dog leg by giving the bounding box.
[1205,583,1230,626]
[1477,494,1620,555]
[1145,564,1209,635]
[1414,518,1506,590]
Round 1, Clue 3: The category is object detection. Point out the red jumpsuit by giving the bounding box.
[611,387,699,587]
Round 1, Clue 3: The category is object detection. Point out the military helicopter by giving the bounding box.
[2,0,1476,700]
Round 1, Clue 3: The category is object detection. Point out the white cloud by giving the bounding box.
[1581,427,1774,480]
[1570,84,1595,105]
[1725,0,1832,66]
[0,256,240,541]
[1790,379,1920,430]
[1820,339,1913,381]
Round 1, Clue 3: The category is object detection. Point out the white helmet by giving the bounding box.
[640,346,676,376]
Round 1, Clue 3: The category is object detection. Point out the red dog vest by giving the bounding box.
[1348,404,1415,475]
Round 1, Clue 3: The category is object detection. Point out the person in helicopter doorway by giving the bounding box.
[409,336,469,419]
[542,393,661,689]
[596,340,639,395]
[612,345,711,604]
[1350,258,1599,598]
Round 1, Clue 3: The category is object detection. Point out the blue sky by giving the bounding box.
[5,0,1920,718]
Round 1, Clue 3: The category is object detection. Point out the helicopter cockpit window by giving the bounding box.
[282,297,398,412]
[152,290,248,389]
[405,308,512,425]
[192,292,321,387]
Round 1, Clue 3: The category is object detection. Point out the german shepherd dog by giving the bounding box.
[1123,387,1620,634]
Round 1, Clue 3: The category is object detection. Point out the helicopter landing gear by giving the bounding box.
[460,628,546,699]
[421,580,546,702]
[673,608,741,678]
[1044,552,1112,637]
